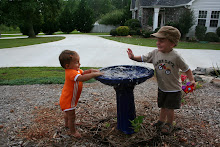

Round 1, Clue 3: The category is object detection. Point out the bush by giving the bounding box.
[59,8,76,34]
[129,29,137,35]
[142,29,154,38]
[136,29,142,35]
[99,10,124,26]
[116,26,129,36]
[154,27,160,33]
[124,19,141,29]
[0,25,20,33]
[216,27,220,37]
[204,32,220,42]
[195,25,207,41]
[42,20,59,35]
[110,29,117,36]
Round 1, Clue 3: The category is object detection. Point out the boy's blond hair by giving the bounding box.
[151,26,181,45]
[59,50,78,69]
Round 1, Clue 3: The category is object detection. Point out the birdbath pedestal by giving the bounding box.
[95,65,154,134]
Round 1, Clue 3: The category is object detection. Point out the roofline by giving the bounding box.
[140,0,194,9]
[141,3,191,9]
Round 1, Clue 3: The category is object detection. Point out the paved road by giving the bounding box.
[0,34,220,70]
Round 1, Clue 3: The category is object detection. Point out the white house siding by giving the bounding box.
[188,0,220,37]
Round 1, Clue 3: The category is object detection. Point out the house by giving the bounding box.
[130,0,220,37]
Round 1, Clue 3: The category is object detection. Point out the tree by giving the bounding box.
[178,9,195,39]
[59,0,78,33]
[0,0,62,38]
[110,0,131,9]
[86,0,113,20]
[41,0,62,35]
[75,0,94,33]
[121,4,132,25]
[166,9,195,39]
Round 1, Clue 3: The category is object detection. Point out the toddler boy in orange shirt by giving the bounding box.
[59,50,103,138]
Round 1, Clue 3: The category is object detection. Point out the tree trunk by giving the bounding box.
[27,19,36,38]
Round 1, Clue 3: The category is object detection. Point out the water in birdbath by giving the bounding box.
[101,66,146,79]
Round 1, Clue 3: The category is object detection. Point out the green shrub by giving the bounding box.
[99,10,124,26]
[205,32,220,42]
[42,20,59,35]
[129,29,137,35]
[154,27,160,33]
[136,29,142,35]
[195,25,207,41]
[216,27,220,37]
[124,19,141,30]
[116,26,129,36]
[142,29,153,38]
[59,9,76,34]
[0,25,20,34]
[110,29,117,36]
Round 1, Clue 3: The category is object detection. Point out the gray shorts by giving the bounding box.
[158,88,182,109]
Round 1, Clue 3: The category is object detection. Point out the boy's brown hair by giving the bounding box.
[59,50,78,69]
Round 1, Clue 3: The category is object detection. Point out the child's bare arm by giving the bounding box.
[185,69,195,85]
[77,72,103,82]
[82,69,100,75]
[127,48,142,62]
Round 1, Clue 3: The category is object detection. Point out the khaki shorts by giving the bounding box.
[158,88,182,109]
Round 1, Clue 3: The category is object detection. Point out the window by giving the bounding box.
[210,20,218,27]
[210,11,220,27]
[198,19,206,26]
[211,11,220,19]
[198,11,207,26]
[199,11,207,18]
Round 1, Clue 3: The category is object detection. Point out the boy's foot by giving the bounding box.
[161,123,173,135]
[152,120,164,130]
[65,125,69,128]
[70,131,82,138]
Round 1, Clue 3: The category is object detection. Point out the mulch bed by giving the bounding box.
[0,78,219,146]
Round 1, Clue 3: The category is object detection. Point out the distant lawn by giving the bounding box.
[102,36,220,50]
[1,34,24,37]
[0,36,65,49]
[0,67,99,85]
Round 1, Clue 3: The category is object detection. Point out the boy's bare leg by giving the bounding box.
[159,108,167,122]
[166,109,174,124]
[161,109,174,134]
[64,112,68,128]
[66,109,82,138]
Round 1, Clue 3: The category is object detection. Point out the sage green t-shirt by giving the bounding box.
[142,49,189,92]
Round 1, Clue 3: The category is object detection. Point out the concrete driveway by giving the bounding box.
[0,34,220,70]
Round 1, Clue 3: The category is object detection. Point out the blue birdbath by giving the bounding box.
[95,65,154,134]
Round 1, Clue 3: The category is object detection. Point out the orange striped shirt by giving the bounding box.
[60,69,83,111]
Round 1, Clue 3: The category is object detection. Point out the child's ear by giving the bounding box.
[65,64,69,69]
[171,43,176,48]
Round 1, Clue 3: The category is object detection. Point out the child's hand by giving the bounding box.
[90,69,100,73]
[127,48,134,59]
[189,80,196,88]
[94,71,104,76]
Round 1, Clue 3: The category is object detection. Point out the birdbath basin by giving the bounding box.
[95,65,154,134]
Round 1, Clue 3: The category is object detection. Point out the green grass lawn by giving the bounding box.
[102,36,220,50]
[0,67,99,85]
[1,34,24,37]
[0,36,65,49]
